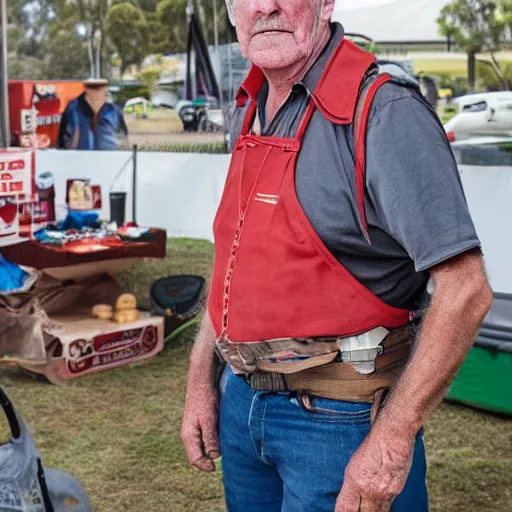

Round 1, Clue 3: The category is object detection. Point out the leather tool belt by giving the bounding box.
[217,325,414,422]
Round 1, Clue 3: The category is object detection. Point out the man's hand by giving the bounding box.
[181,383,220,473]
[335,427,415,512]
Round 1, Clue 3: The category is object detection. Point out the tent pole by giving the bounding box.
[186,0,197,101]
[213,0,223,109]
[227,11,233,105]
[132,144,137,225]
[213,0,219,49]
[0,0,10,148]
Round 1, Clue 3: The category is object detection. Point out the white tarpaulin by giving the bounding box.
[458,164,512,295]
[333,0,452,42]
[35,150,229,242]
[34,149,512,295]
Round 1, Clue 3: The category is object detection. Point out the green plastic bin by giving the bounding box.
[445,293,512,416]
[446,344,512,415]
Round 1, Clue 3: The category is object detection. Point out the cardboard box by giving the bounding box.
[22,309,164,384]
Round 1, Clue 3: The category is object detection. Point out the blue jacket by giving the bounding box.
[57,93,127,150]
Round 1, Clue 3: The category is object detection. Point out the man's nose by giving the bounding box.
[251,0,281,16]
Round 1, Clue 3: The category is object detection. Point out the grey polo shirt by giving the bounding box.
[229,23,481,309]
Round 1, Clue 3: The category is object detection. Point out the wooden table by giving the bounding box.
[0,228,166,280]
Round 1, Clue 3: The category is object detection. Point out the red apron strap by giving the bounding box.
[241,100,258,136]
[296,100,316,144]
[354,73,392,244]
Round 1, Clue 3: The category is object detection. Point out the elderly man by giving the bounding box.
[182,1,493,511]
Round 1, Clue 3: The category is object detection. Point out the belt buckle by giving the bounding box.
[247,371,288,392]
[340,345,383,364]
[340,345,383,375]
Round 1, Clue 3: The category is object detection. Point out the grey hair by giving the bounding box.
[225,0,235,25]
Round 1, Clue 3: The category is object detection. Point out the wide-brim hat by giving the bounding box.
[84,78,109,87]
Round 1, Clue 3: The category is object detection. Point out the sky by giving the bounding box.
[334,0,397,12]
[332,0,451,42]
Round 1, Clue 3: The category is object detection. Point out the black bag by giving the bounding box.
[150,275,206,339]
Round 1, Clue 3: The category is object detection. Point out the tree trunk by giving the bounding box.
[88,39,95,77]
[95,29,101,79]
[490,52,508,90]
[97,9,106,79]
[99,31,105,78]
[468,51,476,92]
[87,24,95,77]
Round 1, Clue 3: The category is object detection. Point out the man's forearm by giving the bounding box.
[376,255,493,437]
[182,309,222,472]
[187,311,219,390]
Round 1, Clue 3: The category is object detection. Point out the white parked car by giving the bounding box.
[123,97,149,118]
[444,91,512,141]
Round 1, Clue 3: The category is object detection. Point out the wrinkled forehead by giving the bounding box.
[225,0,324,25]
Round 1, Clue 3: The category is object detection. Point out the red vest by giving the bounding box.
[209,39,410,344]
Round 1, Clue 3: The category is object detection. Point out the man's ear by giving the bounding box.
[321,0,335,22]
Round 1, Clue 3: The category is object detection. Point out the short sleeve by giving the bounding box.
[365,89,481,272]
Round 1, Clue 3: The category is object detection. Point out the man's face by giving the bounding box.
[232,0,333,70]
[85,85,108,107]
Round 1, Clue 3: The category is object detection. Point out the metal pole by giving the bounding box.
[213,0,223,109]
[88,34,95,78]
[227,19,233,104]
[0,0,11,148]
[132,144,137,225]
[95,30,101,79]
[186,0,197,101]
[213,0,219,50]
[190,0,197,101]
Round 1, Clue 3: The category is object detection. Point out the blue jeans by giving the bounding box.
[219,366,428,512]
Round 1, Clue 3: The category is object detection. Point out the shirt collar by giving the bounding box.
[236,22,376,124]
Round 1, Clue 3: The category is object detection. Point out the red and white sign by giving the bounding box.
[0,196,18,239]
[0,149,34,196]
[18,314,165,384]
[67,325,160,374]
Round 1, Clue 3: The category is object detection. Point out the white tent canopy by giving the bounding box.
[332,0,452,43]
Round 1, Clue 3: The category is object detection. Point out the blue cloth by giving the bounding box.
[34,212,100,244]
[219,366,428,512]
[0,255,29,292]
[59,211,100,231]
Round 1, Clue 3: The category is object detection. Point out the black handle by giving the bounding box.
[0,388,21,440]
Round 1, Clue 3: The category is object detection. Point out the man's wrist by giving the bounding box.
[373,401,423,441]
[188,352,221,390]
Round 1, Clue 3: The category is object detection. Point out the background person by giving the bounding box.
[57,78,128,150]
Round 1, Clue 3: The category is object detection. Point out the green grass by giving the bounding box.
[123,109,227,153]
[412,55,512,79]
[133,141,227,154]
[439,104,458,124]
[0,238,511,511]
[125,109,184,134]
[413,58,469,77]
